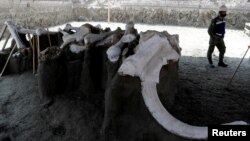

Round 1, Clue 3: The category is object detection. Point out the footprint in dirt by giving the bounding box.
[0,101,12,118]
[0,136,11,141]
[52,125,66,136]
[0,123,9,133]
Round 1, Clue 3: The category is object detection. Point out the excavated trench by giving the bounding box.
[0,23,249,141]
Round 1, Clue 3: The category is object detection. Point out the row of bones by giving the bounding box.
[5,21,138,63]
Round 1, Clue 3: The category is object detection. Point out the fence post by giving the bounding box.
[108,0,111,23]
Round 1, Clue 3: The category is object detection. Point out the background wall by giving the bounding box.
[0,0,250,29]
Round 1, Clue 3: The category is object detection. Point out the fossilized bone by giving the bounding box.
[60,23,103,42]
[59,24,98,50]
[6,21,49,35]
[118,32,248,140]
[18,27,48,35]
[63,23,102,34]
[84,31,115,46]
[60,25,114,52]
[139,30,181,54]
[95,28,124,47]
[0,24,7,41]
[60,26,90,43]
[5,21,51,49]
[106,22,138,62]
[63,24,81,33]
[60,37,76,50]
[5,21,26,49]
[2,34,11,51]
[141,82,247,140]
[69,44,87,54]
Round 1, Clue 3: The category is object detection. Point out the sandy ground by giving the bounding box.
[0,22,250,140]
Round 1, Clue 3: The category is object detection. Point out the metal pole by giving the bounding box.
[227,46,250,87]
[37,35,40,70]
[27,34,36,74]
[47,28,52,48]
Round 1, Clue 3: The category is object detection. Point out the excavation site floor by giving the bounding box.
[0,22,249,141]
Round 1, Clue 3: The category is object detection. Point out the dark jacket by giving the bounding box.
[208,16,226,39]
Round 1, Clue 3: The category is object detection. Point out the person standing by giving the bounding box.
[207,5,228,68]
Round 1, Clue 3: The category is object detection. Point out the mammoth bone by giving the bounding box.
[5,21,50,49]
[60,24,114,54]
[106,21,138,62]
[117,31,248,140]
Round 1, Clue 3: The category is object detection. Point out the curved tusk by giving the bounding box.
[142,82,207,140]
[141,82,249,140]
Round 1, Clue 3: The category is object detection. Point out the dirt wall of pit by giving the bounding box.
[1,0,250,29]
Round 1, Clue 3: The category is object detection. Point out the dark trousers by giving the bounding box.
[207,37,226,64]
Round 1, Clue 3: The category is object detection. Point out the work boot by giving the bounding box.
[218,53,227,67]
[208,58,213,64]
[208,58,215,68]
[209,63,215,68]
[218,62,228,67]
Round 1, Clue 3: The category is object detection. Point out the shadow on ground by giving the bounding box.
[0,56,249,141]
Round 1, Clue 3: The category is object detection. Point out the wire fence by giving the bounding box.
[1,0,250,10]
[109,0,250,10]
[1,0,250,15]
